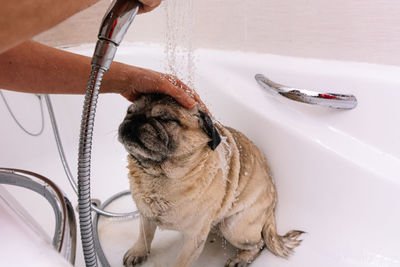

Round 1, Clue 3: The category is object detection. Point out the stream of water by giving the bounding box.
[164,0,196,89]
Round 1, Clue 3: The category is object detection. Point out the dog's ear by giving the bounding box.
[198,111,221,150]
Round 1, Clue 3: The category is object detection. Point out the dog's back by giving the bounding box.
[221,126,304,261]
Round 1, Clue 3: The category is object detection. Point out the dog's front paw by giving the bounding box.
[123,248,148,267]
[224,257,250,267]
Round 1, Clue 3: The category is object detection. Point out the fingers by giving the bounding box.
[137,0,162,14]
[158,74,211,113]
[155,74,197,109]
[192,89,209,114]
[123,67,209,113]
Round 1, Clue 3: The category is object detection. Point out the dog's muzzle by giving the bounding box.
[118,115,171,154]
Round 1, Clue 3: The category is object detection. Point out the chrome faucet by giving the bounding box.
[255,74,357,110]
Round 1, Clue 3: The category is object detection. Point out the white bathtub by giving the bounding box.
[1,43,400,267]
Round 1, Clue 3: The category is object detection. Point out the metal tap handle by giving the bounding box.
[255,74,357,110]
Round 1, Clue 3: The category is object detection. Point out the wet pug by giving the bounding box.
[118,94,303,267]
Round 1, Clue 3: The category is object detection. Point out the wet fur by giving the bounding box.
[119,94,303,267]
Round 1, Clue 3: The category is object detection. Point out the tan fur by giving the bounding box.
[120,95,303,267]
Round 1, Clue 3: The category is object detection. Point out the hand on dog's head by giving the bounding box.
[118,94,221,167]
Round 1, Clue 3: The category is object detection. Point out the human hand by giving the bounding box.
[120,67,208,112]
[137,0,162,14]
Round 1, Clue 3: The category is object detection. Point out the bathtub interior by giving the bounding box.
[1,43,400,267]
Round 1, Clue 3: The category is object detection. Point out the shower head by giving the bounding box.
[92,0,140,70]
[98,0,140,45]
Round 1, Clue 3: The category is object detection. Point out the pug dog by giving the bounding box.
[118,94,303,267]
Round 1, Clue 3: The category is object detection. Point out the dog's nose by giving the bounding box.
[124,113,147,127]
[119,114,147,140]
[127,114,147,123]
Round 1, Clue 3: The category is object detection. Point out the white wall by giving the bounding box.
[34,0,400,66]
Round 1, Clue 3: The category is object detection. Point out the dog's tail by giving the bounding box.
[262,214,304,258]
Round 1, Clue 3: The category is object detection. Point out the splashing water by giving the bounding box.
[164,0,196,90]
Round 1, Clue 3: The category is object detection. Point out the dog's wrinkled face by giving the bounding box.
[118,94,221,166]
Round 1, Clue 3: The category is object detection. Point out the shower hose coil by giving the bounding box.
[78,66,105,267]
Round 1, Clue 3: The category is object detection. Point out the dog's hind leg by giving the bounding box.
[123,215,157,266]
[224,240,264,267]
[219,199,268,266]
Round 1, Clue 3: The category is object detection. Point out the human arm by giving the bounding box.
[0,0,162,54]
[0,0,204,110]
[0,0,98,54]
[0,40,197,109]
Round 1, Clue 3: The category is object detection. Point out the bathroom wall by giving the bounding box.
[34,0,400,66]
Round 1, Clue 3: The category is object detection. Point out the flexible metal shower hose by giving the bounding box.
[45,94,139,218]
[0,90,45,136]
[44,76,138,267]
[78,66,105,267]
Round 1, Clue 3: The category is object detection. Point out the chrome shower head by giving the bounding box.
[98,0,140,45]
[92,0,140,70]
